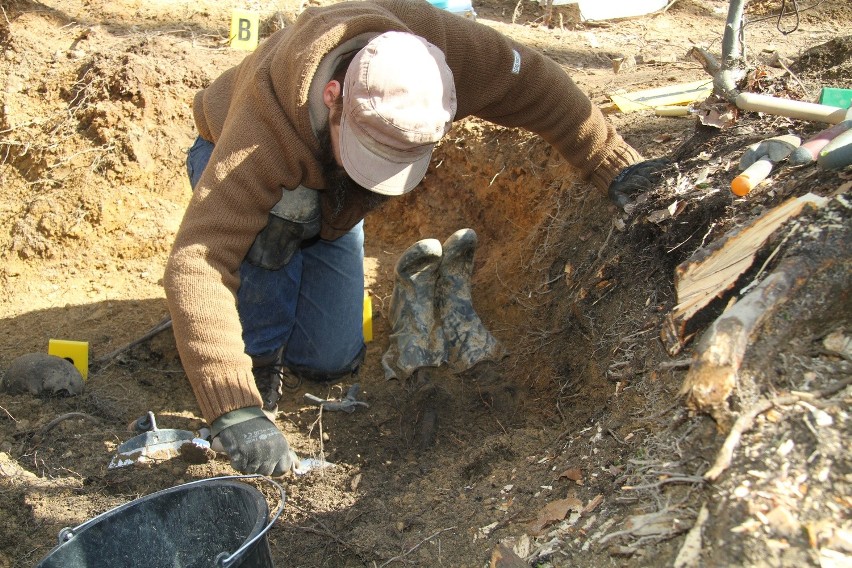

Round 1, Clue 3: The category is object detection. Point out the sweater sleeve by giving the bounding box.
[165,67,315,423]
[464,39,643,191]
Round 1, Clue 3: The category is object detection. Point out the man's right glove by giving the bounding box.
[212,408,298,476]
[608,158,670,209]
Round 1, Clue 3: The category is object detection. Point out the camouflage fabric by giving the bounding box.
[437,229,505,373]
[382,229,505,380]
[381,239,446,380]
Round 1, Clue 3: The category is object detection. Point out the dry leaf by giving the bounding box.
[528,497,583,534]
[698,103,738,129]
[669,200,686,217]
[647,208,672,224]
[560,468,584,484]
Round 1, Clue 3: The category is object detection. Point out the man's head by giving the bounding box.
[323,32,457,196]
[318,60,387,238]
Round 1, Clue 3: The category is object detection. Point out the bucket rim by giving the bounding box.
[53,474,285,568]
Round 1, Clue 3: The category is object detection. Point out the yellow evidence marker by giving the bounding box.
[230,9,259,51]
[48,339,89,380]
[363,293,373,343]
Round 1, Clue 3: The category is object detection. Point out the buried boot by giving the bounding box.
[381,239,447,380]
[436,228,505,373]
[251,347,288,417]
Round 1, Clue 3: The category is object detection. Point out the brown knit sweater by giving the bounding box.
[164,0,643,423]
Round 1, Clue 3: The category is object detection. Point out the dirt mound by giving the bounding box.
[790,34,852,83]
[0,21,207,260]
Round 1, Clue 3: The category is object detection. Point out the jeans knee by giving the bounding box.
[286,344,366,384]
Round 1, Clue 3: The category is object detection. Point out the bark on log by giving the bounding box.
[679,254,816,429]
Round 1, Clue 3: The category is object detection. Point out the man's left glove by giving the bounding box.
[246,186,321,270]
[608,159,670,209]
[212,408,299,476]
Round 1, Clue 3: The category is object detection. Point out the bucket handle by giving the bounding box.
[214,474,286,568]
[55,474,286,568]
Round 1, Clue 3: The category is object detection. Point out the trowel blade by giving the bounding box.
[108,428,195,469]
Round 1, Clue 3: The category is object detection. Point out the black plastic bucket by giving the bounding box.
[34,475,284,568]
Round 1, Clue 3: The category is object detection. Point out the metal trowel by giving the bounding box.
[108,411,204,469]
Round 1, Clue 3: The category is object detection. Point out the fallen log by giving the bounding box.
[679,254,816,429]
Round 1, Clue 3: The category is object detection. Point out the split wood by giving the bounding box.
[704,376,852,482]
[666,193,826,356]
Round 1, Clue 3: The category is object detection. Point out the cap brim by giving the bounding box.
[339,112,432,196]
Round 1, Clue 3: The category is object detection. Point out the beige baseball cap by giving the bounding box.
[340,32,457,196]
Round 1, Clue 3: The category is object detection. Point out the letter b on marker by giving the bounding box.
[238,19,251,41]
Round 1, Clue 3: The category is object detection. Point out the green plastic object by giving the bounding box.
[819,88,852,109]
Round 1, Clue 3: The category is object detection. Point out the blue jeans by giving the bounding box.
[186,136,366,377]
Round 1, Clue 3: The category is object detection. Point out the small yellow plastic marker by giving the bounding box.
[229,9,259,51]
[48,339,89,380]
[363,293,373,343]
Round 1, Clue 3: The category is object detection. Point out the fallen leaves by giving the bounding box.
[528,497,584,535]
[527,490,606,535]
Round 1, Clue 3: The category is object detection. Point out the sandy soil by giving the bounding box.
[1,0,850,566]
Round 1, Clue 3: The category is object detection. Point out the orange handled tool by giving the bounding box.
[731,157,774,196]
[732,135,800,197]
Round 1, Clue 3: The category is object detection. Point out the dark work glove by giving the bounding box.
[246,186,321,270]
[246,213,319,270]
[607,159,670,209]
[216,415,298,476]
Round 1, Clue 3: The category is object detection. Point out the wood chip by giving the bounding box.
[490,543,528,568]
[582,494,604,515]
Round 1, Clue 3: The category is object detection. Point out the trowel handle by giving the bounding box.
[790,120,852,166]
[731,156,774,196]
[736,92,849,124]
[134,411,157,433]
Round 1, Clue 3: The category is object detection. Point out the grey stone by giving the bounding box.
[2,352,84,397]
